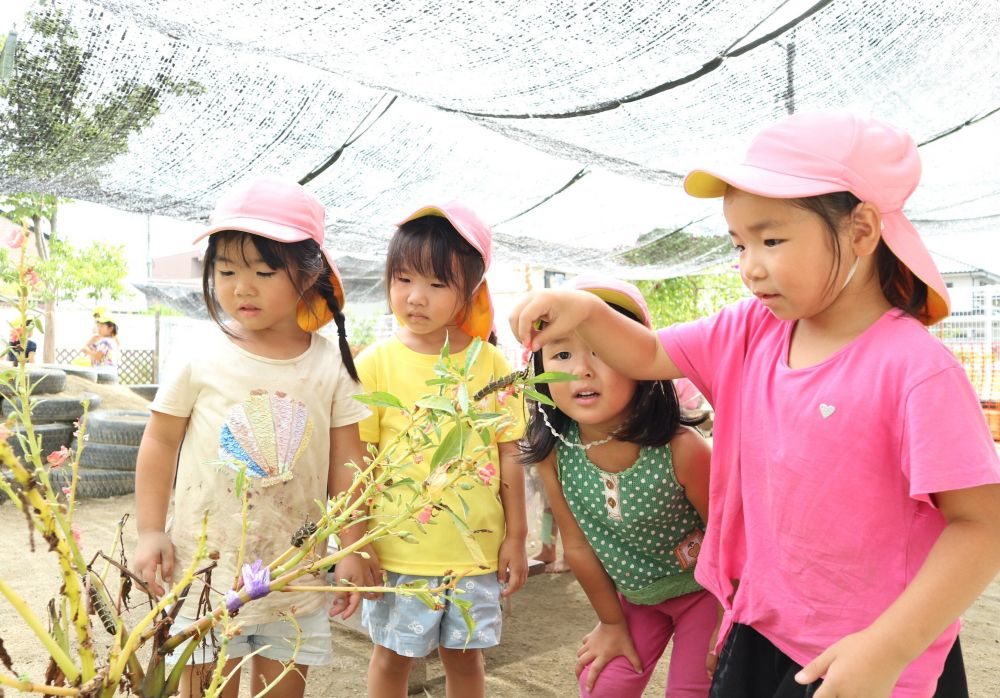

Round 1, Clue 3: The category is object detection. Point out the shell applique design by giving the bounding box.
[219,389,313,485]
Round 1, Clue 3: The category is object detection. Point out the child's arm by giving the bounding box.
[669,426,712,524]
[535,452,643,691]
[796,483,1000,697]
[133,411,188,597]
[328,426,382,620]
[509,289,682,380]
[496,440,528,597]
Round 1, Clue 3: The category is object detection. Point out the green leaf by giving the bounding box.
[524,371,577,385]
[463,337,483,375]
[452,595,476,648]
[354,392,405,410]
[521,388,555,407]
[431,421,467,469]
[416,395,456,416]
[457,383,469,414]
[478,428,492,446]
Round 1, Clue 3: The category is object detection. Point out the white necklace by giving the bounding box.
[539,406,614,451]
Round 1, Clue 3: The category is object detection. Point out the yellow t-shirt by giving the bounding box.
[356,336,525,576]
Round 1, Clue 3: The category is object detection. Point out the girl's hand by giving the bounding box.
[509,289,599,350]
[576,620,643,692]
[329,547,382,620]
[497,537,527,597]
[134,531,175,597]
[795,628,907,697]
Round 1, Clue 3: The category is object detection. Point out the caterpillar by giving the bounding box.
[89,585,117,635]
[473,367,530,402]
[290,520,318,548]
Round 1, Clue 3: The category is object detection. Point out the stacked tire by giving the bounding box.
[1,369,140,502]
[74,410,150,497]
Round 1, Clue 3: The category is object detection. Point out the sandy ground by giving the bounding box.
[1,491,999,697]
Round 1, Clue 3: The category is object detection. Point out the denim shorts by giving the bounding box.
[362,572,502,657]
[164,607,333,666]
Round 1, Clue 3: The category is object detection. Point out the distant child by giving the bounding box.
[133,176,370,698]
[521,275,714,698]
[510,112,1000,698]
[6,318,36,364]
[82,312,119,378]
[355,202,527,698]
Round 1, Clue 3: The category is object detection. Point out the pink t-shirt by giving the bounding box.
[660,299,1000,696]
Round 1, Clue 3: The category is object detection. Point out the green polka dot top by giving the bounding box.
[556,423,705,605]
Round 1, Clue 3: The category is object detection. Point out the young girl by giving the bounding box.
[520,274,715,698]
[355,201,527,698]
[133,176,370,698]
[83,313,119,378]
[510,112,1000,698]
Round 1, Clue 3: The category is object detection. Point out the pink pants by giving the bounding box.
[580,590,716,698]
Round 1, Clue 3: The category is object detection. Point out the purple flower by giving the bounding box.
[224,559,271,613]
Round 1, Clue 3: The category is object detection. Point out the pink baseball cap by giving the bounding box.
[195,176,346,330]
[684,111,949,325]
[563,274,652,329]
[396,201,494,341]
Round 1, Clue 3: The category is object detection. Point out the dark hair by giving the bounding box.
[385,215,489,340]
[201,230,359,382]
[99,321,118,337]
[519,303,705,464]
[790,192,929,321]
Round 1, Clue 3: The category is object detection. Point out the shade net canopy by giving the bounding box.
[0,0,997,278]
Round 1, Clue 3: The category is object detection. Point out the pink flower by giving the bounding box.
[71,524,82,549]
[477,462,497,486]
[61,486,72,495]
[47,446,70,467]
[22,268,40,288]
[497,387,516,405]
[413,453,424,465]
[417,506,433,524]
[520,344,532,365]
[3,227,25,249]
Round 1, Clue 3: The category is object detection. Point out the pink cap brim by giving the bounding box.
[684,165,851,200]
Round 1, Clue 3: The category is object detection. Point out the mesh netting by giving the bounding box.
[1,0,998,278]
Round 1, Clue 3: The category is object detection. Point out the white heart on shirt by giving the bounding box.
[819,403,836,419]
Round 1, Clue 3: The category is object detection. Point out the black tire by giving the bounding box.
[79,442,140,471]
[2,393,102,424]
[7,423,75,460]
[96,371,119,385]
[0,368,68,398]
[39,363,99,382]
[1,467,134,503]
[129,384,158,401]
[85,410,150,446]
[50,468,134,498]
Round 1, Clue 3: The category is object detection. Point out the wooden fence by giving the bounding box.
[54,349,156,385]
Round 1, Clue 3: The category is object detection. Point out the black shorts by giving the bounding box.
[709,623,967,698]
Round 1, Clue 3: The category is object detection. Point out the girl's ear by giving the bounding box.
[850,202,882,256]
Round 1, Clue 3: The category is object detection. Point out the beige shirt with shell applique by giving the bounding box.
[152,331,368,625]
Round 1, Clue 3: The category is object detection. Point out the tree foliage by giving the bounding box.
[636,269,747,326]
[0,7,201,184]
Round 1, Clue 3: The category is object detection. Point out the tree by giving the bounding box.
[0,7,200,360]
[0,223,129,358]
[636,268,747,327]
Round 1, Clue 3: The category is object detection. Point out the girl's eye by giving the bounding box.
[763,239,782,247]
[731,244,744,253]
[256,271,276,278]
[431,281,448,289]
[395,275,410,284]
[552,351,571,361]
[218,270,234,277]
